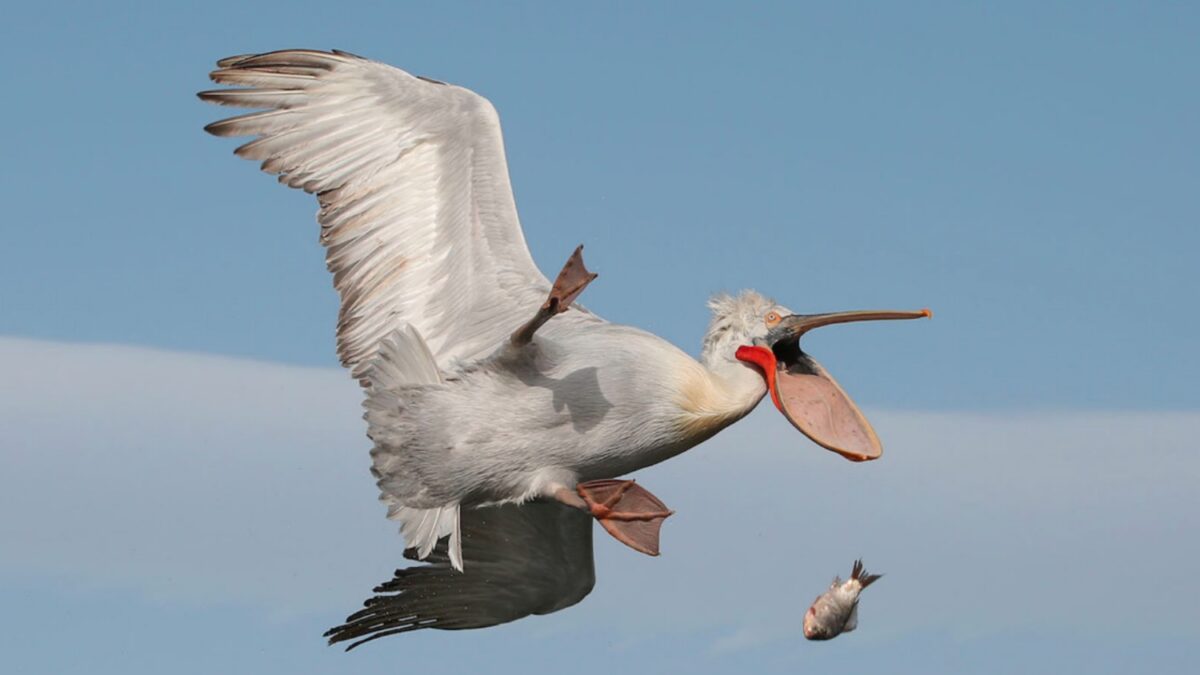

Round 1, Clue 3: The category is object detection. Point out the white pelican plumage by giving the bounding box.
[200,49,929,644]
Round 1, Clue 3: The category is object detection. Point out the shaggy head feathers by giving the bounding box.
[700,290,792,366]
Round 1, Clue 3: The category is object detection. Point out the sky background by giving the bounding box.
[1,2,1197,674]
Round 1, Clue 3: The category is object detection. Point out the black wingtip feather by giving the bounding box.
[201,119,226,136]
[215,54,256,68]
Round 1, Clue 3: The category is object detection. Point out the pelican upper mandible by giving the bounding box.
[200,50,929,583]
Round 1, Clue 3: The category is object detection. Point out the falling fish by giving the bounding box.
[803,559,882,641]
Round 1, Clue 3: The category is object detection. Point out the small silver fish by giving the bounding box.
[803,559,882,641]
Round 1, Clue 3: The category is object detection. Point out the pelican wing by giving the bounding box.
[201,49,561,376]
[325,501,595,649]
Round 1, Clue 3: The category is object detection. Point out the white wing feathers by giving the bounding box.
[201,50,552,377]
[362,324,442,389]
[363,327,461,570]
[389,504,462,571]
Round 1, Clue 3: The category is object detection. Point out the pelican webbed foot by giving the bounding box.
[510,244,597,346]
[574,479,673,556]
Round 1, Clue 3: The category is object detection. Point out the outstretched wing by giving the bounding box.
[325,501,595,650]
[200,49,555,376]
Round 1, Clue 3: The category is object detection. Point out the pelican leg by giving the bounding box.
[555,479,673,556]
[510,245,598,346]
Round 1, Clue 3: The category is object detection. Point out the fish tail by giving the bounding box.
[851,558,883,588]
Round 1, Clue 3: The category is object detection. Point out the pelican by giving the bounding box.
[200,49,929,639]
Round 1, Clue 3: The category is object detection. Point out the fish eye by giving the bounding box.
[765,311,782,327]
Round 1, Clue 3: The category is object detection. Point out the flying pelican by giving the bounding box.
[199,48,929,627]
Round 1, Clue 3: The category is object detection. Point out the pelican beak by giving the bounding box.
[736,309,931,462]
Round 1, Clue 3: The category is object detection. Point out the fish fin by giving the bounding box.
[851,558,883,588]
[843,602,859,633]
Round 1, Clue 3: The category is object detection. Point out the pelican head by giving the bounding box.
[703,291,930,462]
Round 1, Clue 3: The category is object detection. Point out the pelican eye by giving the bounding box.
[765,311,782,327]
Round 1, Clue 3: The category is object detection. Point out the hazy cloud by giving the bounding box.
[2,337,1196,646]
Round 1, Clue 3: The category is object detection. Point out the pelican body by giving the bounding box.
[200,49,928,642]
[366,306,765,508]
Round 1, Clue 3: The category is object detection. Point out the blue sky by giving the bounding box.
[1,2,1197,674]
